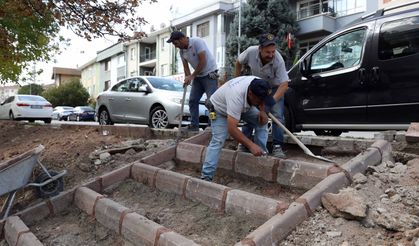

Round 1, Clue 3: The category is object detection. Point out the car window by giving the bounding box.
[147,77,183,91]
[111,80,130,92]
[17,95,46,101]
[310,28,366,73]
[378,16,419,60]
[128,78,146,92]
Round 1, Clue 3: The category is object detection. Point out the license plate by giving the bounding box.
[31,105,42,109]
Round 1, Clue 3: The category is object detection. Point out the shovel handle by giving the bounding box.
[176,86,188,140]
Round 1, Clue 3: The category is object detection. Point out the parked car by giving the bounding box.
[51,106,74,121]
[68,106,95,121]
[285,1,419,136]
[96,76,209,129]
[0,95,53,123]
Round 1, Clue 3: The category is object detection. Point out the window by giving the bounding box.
[331,0,366,17]
[118,54,125,65]
[111,80,129,92]
[160,64,168,76]
[128,78,146,92]
[161,37,167,51]
[104,61,110,71]
[310,28,366,73]
[197,22,209,37]
[104,80,111,91]
[131,48,136,60]
[145,47,151,60]
[378,16,419,60]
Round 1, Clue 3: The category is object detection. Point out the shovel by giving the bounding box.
[176,86,188,142]
[268,112,334,163]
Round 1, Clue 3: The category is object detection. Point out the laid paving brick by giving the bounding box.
[49,188,76,215]
[95,197,131,233]
[225,189,288,220]
[141,145,176,166]
[277,159,329,189]
[185,177,228,210]
[155,170,189,196]
[370,140,393,162]
[100,164,132,189]
[131,162,160,187]
[74,187,104,216]
[183,131,211,145]
[16,232,43,246]
[16,201,51,226]
[236,202,308,246]
[158,231,199,246]
[4,216,42,246]
[298,172,349,212]
[175,142,205,164]
[217,148,236,171]
[235,152,278,181]
[121,212,164,246]
[342,148,381,176]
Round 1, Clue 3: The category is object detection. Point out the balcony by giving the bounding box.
[296,2,337,38]
[139,51,156,63]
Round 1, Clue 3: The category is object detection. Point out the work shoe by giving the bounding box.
[237,144,250,153]
[271,145,286,158]
[181,125,199,132]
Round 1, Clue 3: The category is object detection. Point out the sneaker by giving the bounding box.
[237,144,250,153]
[200,176,212,182]
[181,125,199,132]
[271,145,286,158]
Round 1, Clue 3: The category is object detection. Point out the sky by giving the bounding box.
[34,0,212,85]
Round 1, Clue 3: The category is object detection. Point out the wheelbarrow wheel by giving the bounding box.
[35,170,64,199]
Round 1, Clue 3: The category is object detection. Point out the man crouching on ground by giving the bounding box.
[200,76,275,181]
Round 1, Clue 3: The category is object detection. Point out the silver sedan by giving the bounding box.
[96,76,209,129]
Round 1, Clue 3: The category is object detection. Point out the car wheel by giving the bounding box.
[35,170,64,199]
[44,118,52,124]
[99,108,113,125]
[28,119,35,123]
[149,106,169,129]
[314,130,343,137]
[76,115,80,121]
[9,111,14,120]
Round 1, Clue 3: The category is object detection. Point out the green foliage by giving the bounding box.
[226,0,299,75]
[18,84,45,95]
[0,0,156,84]
[42,79,90,107]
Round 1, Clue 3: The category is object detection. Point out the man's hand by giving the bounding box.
[248,142,264,156]
[258,111,269,125]
[184,75,195,87]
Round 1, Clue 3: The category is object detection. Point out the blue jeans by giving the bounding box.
[242,97,285,146]
[201,107,268,180]
[189,75,218,127]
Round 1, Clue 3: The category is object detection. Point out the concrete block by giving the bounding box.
[16,232,43,246]
[277,160,329,190]
[183,131,211,145]
[155,170,189,196]
[217,149,236,171]
[83,178,103,193]
[131,162,160,187]
[185,178,228,211]
[158,231,199,246]
[395,131,406,142]
[121,212,163,246]
[176,143,205,164]
[95,198,130,233]
[342,148,381,176]
[74,187,103,216]
[49,188,76,214]
[16,201,51,226]
[100,164,132,189]
[298,172,349,212]
[370,140,393,163]
[236,202,308,246]
[141,146,176,166]
[235,152,278,181]
[4,216,42,246]
[225,189,288,220]
[406,123,419,143]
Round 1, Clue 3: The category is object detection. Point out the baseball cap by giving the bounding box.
[258,33,277,47]
[249,78,276,112]
[166,31,185,43]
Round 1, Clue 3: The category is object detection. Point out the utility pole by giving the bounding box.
[237,0,242,57]
[30,62,36,95]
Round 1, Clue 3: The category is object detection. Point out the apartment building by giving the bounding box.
[0,84,19,103]
[95,42,126,91]
[51,67,81,87]
[79,58,101,99]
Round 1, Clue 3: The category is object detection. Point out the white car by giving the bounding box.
[51,106,75,121]
[0,95,53,123]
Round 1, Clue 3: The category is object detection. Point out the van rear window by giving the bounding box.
[378,16,419,60]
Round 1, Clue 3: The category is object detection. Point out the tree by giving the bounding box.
[42,79,89,107]
[0,0,156,84]
[225,0,299,76]
[18,84,44,95]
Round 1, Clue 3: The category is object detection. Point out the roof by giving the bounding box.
[51,67,81,79]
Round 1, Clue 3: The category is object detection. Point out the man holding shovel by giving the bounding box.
[167,31,218,132]
[200,76,275,181]
[235,33,289,158]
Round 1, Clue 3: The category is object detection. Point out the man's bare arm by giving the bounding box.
[273,81,289,101]
[235,60,242,77]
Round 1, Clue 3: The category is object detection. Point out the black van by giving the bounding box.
[285,1,419,136]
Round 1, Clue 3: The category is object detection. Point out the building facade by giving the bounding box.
[51,67,81,87]
[0,84,19,102]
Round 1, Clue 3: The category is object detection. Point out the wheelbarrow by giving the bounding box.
[0,145,67,220]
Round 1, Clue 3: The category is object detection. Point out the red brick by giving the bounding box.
[49,188,76,214]
[100,164,132,189]
[74,187,103,216]
[235,152,278,181]
[131,162,160,187]
[158,231,199,246]
[175,143,205,164]
[341,148,381,176]
[217,149,237,171]
[16,232,43,246]
[121,212,164,246]
[4,216,42,246]
[95,198,131,233]
[225,190,287,220]
[185,178,228,210]
[141,146,176,166]
[155,170,189,196]
[183,131,211,145]
[16,201,51,226]
[370,139,393,161]
[277,160,329,189]
[83,178,103,193]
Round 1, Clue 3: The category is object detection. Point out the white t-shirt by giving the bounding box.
[210,76,258,121]
[179,37,217,77]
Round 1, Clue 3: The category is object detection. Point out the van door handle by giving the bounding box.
[359,68,366,85]
[372,67,380,82]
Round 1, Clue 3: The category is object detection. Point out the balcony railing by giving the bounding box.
[139,51,156,63]
[297,3,336,20]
